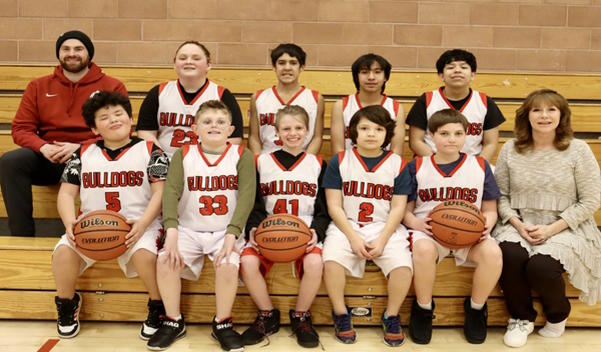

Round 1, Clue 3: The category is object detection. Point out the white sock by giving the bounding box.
[172,314,182,321]
[470,299,484,310]
[417,300,432,310]
[538,318,566,338]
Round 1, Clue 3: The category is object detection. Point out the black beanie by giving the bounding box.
[56,30,94,60]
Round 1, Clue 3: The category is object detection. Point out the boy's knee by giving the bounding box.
[240,255,260,275]
[473,239,502,267]
[412,240,438,262]
[303,253,323,272]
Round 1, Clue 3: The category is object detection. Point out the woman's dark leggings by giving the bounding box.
[499,241,571,323]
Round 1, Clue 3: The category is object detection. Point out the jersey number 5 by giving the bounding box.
[105,192,121,212]
[199,195,228,216]
[358,202,374,222]
[273,199,299,216]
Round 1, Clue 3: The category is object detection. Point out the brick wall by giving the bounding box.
[1,0,601,72]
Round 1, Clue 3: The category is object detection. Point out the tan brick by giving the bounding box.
[216,0,269,20]
[417,47,445,70]
[470,3,518,25]
[267,0,319,21]
[368,46,418,68]
[470,48,516,71]
[318,0,369,22]
[43,19,93,41]
[293,23,344,44]
[117,42,179,64]
[0,41,17,61]
[168,0,218,19]
[342,24,393,45]
[519,5,566,26]
[20,0,67,17]
[493,28,540,48]
[242,22,293,43]
[19,41,56,63]
[94,20,141,41]
[394,25,442,46]
[317,45,368,67]
[515,50,566,71]
[592,30,601,49]
[217,44,270,66]
[369,1,418,23]
[443,26,493,48]
[566,50,601,72]
[119,0,166,19]
[143,20,241,42]
[0,19,42,40]
[542,28,590,49]
[92,42,118,64]
[568,6,601,27]
[69,0,118,18]
[0,0,18,17]
[419,2,470,25]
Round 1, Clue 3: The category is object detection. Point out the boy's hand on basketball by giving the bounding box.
[306,229,318,253]
[349,235,372,259]
[124,219,145,248]
[249,227,259,251]
[161,229,183,270]
[64,219,76,246]
[417,217,433,236]
[214,234,238,268]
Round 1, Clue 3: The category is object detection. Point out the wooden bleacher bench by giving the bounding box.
[1,65,601,327]
[1,236,600,327]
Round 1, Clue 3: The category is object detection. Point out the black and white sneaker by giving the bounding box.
[212,317,244,352]
[55,292,82,339]
[241,309,280,345]
[289,310,320,348]
[140,299,166,340]
[146,315,186,351]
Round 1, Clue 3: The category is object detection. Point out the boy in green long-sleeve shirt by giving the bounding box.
[147,100,255,352]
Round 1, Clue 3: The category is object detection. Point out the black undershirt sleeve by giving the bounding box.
[136,85,160,131]
[405,93,428,130]
[310,159,331,243]
[221,89,244,138]
[483,97,506,130]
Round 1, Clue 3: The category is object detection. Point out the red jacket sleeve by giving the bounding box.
[11,80,46,152]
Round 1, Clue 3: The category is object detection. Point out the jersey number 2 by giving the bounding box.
[105,192,121,212]
[358,202,374,222]
[199,195,228,216]
[273,199,299,216]
[170,129,198,148]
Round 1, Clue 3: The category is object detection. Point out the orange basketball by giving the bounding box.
[254,214,313,263]
[73,210,131,261]
[428,200,485,249]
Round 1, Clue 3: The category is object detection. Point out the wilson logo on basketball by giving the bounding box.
[260,218,300,229]
[440,213,478,226]
[79,217,120,229]
[81,235,120,244]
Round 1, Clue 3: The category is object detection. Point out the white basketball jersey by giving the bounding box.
[413,154,485,219]
[157,80,225,157]
[79,140,160,229]
[342,94,400,150]
[179,143,242,232]
[255,86,319,154]
[338,148,406,225]
[424,88,488,155]
[257,152,322,227]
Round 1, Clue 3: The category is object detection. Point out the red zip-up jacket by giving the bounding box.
[11,63,128,153]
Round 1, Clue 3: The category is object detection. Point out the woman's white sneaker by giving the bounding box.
[503,318,534,348]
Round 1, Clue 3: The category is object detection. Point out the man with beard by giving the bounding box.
[0,30,127,236]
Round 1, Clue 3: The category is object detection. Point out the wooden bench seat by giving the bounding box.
[1,236,600,327]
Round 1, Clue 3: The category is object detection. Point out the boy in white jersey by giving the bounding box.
[403,109,502,345]
[241,106,330,348]
[147,100,255,352]
[248,44,324,155]
[322,105,413,347]
[52,92,169,341]
[330,53,405,155]
[406,49,505,162]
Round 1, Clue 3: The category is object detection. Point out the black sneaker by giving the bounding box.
[146,315,186,351]
[55,292,82,338]
[381,312,405,347]
[289,310,319,348]
[241,309,280,345]
[409,299,435,344]
[464,297,488,344]
[212,316,244,352]
[140,299,166,340]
